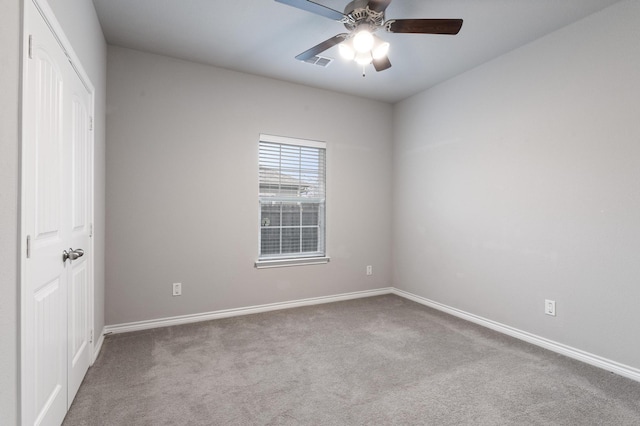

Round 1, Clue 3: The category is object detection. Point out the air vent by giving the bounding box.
[303,55,333,67]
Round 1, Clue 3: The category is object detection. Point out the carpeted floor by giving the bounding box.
[63,295,640,425]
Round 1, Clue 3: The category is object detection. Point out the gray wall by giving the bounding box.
[392,0,640,369]
[105,47,393,325]
[0,0,21,422]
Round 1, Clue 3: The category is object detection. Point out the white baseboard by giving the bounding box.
[104,287,393,335]
[391,287,640,383]
[92,326,106,364]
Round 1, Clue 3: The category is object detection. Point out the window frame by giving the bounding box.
[255,134,329,269]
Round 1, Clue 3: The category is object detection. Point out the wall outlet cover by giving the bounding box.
[172,283,182,296]
[545,299,556,316]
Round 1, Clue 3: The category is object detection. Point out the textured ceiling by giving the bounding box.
[92,0,622,103]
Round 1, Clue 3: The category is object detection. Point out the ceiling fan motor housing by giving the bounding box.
[343,0,385,31]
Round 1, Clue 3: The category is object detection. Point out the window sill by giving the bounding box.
[255,256,330,269]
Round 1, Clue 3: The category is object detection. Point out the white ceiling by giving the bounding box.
[92,0,621,103]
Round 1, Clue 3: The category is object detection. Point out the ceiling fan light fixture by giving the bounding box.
[339,42,355,60]
[355,51,373,65]
[353,29,374,53]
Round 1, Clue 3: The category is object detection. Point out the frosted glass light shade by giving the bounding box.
[372,41,390,60]
[339,43,355,60]
[353,30,374,53]
[355,52,373,65]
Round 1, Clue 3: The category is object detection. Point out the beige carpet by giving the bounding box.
[63,295,640,425]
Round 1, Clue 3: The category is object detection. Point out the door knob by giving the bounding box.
[70,248,84,260]
[62,248,84,263]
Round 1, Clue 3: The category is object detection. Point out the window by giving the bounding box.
[256,134,328,268]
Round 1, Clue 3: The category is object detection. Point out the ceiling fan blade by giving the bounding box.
[386,19,463,35]
[373,55,392,72]
[275,0,346,21]
[295,34,348,61]
[367,0,392,13]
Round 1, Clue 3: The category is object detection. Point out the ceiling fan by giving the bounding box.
[275,0,463,73]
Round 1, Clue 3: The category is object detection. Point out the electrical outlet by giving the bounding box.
[366,265,373,276]
[172,283,182,296]
[545,299,556,316]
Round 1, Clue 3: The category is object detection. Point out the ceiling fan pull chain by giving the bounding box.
[362,65,366,77]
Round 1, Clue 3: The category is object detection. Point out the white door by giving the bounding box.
[67,72,93,405]
[22,1,93,424]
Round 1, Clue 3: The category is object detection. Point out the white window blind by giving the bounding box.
[258,135,326,264]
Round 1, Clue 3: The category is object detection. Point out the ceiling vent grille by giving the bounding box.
[303,55,333,67]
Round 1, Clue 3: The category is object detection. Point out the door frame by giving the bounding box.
[20,0,96,421]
